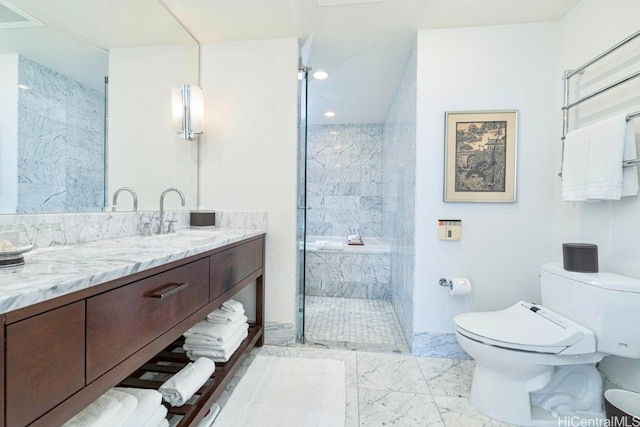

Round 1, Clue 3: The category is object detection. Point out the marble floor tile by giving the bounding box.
[417,357,475,398]
[359,389,443,427]
[357,352,430,394]
[346,387,359,427]
[433,395,518,427]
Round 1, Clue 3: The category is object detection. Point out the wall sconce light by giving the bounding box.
[172,84,204,140]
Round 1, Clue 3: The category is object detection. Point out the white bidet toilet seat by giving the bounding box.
[455,301,596,355]
[454,302,604,426]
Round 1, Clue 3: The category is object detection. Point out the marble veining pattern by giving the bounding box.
[413,332,470,359]
[18,56,105,213]
[219,345,516,426]
[382,43,417,347]
[306,124,384,237]
[264,322,296,346]
[0,227,264,315]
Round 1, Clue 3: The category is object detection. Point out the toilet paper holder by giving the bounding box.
[438,278,450,287]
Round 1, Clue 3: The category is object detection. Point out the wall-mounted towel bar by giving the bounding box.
[559,29,640,176]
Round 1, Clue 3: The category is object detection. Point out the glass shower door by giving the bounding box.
[296,62,309,343]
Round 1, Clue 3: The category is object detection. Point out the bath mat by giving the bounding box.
[213,355,346,427]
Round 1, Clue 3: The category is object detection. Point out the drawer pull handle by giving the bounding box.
[147,282,190,299]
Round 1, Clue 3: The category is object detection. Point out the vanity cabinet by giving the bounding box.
[2,234,265,427]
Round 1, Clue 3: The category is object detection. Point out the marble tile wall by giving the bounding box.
[306,124,384,238]
[0,210,265,248]
[382,42,417,348]
[17,56,105,213]
[305,251,391,299]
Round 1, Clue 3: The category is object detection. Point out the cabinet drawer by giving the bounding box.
[86,258,209,382]
[6,301,85,427]
[210,241,256,299]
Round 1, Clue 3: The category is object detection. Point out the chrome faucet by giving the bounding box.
[112,187,138,212]
[159,187,186,234]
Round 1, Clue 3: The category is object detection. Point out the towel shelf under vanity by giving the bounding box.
[1,234,265,427]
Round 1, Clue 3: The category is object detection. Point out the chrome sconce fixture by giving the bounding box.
[172,84,203,140]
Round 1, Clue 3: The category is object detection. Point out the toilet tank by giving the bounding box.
[541,263,640,358]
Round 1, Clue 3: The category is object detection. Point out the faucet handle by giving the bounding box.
[166,220,177,233]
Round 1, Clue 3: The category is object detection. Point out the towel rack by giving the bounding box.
[560,29,640,176]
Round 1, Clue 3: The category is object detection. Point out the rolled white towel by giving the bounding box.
[315,240,344,251]
[63,390,123,427]
[158,357,216,407]
[184,316,248,343]
[114,388,162,427]
[103,389,138,426]
[220,299,244,313]
[142,404,168,427]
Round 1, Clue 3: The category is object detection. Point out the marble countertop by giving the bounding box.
[0,228,265,316]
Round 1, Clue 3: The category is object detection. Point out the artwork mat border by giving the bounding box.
[443,109,518,203]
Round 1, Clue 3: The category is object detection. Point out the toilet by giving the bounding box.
[454,263,640,426]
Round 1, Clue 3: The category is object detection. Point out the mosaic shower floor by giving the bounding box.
[304,296,411,353]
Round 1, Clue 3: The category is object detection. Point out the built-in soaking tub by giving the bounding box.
[304,235,391,299]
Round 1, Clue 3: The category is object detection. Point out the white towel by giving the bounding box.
[562,114,638,201]
[206,307,246,324]
[63,390,123,427]
[623,121,639,197]
[186,329,249,362]
[158,357,216,407]
[114,388,163,427]
[315,240,344,251]
[103,389,138,426]
[220,299,244,313]
[158,419,170,427]
[184,323,249,351]
[183,316,248,342]
[142,405,168,427]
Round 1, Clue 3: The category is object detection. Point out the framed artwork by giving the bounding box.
[444,110,518,202]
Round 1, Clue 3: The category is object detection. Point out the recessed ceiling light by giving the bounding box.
[324,111,336,118]
[313,70,329,80]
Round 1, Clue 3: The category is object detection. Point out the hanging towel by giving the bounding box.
[623,121,639,197]
[315,240,344,251]
[158,357,216,407]
[562,114,637,201]
[63,390,123,427]
[114,388,163,427]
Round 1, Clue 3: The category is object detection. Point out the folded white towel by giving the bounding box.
[184,315,248,342]
[103,389,138,426]
[206,307,246,324]
[562,114,637,201]
[186,329,249,362]
[315,240,344,251]
[63,390,123,427]
[220,299,244,313]
[158,419,170,427]
[184,323,249,351]
[142,404,168,427]
[158,357,216,407]
[114,388,163,427]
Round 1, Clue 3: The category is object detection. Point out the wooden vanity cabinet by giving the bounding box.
[2,234,265,427]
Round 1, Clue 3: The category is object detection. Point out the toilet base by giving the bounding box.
[470,364,605,426]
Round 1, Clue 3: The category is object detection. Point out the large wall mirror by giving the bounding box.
[0,0,198,214]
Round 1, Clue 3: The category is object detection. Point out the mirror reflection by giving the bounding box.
[0,0,198,214]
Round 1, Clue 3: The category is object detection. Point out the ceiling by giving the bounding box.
[1,0,580,123]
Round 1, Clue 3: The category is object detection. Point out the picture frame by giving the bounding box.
[444,110,518,203]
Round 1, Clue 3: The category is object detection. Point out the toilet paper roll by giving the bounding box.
[449,277,472,296]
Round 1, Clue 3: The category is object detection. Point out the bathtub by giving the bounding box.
[303,235,390,299]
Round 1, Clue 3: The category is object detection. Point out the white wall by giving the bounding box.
[198,38,299,326]
[414,23,558,334]
[554,0,640,392]
[0,54,19,214]
[108,45,199,211]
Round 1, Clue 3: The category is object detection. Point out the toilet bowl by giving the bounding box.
[454,264,640,427]
[455,302,604,426]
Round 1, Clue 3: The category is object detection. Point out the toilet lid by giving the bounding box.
[455,301,590,354]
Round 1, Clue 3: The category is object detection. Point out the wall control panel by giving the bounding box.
[438,219,462,240]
